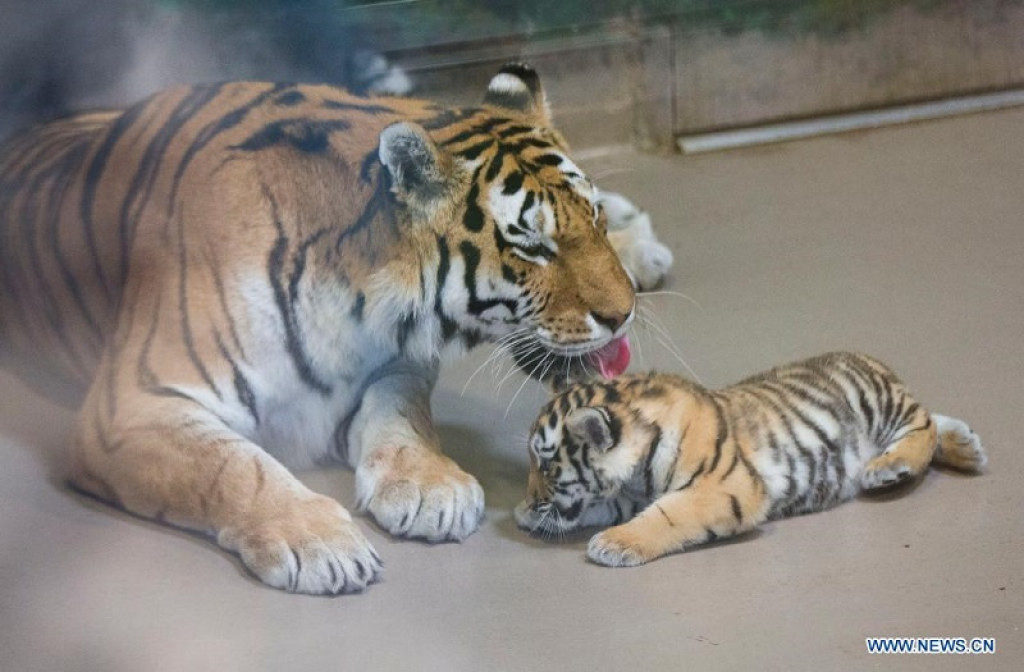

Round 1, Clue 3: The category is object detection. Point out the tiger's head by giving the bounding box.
[375,63,635,382]
[514,379,652,536]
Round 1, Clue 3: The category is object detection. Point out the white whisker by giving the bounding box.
[460,329,532,395]
[629,321,647,369]
[497,342,545,390]
[637,289,703,311]
[651,332,703,383]
[505,350,550,418]
[463,343,516,395]
[589,167,634,181]
[576,353,590,383]
[634,308,704,384]
[537,353,557,392]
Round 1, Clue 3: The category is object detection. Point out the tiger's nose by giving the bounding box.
[590,308,633,335]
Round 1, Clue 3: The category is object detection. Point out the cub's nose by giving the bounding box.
[514,499,550,530]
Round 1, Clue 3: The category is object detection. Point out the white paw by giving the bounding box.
[357,446,485,542]
[933,414,988,471]
[598,191,644,232]
[586,529,649,567]
[367,66,412,97]
[600,191,674,291]
[861,460,914,490]
[218,494,382,595]
[354,51,413,96]
[608,226,674,292]
[631,237,674,291]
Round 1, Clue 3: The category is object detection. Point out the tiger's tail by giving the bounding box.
[930,413,988,473]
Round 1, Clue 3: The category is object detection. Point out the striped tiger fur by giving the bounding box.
[515,351,987,567]
[0,63,641,594]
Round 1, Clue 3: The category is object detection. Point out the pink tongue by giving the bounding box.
[589,336,632,379]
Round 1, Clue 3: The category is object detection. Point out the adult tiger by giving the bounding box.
[0,64,639,594]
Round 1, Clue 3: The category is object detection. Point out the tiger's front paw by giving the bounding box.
[218,494,382,595]
[586,526,657,567]
[356,444,485,542]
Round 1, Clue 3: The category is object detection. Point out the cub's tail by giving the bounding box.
[931,414,988,472]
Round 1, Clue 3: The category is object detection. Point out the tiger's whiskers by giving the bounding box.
[636,289,703,311]
[505,347,552,418]
[635,297,704,384]
[589,166,634,182]
[460,328,531,395]
[496,341,547,391]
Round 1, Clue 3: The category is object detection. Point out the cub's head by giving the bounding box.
[377,63,635,382]
[514,380,652,536]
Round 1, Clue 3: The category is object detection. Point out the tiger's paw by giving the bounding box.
[356,444,485,542]
[861,458,915,490]
[218,494,382,595]
[586,526,656,567]
[600,191,674,291]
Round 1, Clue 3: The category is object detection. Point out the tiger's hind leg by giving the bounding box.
[600,191,673,291]
[861,406,938,490]
[931,414,987,472]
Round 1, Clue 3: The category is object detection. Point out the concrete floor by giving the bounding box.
[1,107,1022,671]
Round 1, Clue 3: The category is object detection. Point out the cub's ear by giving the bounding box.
[565,406,615,453]
[378,121,456,208]
[483,62,551,126]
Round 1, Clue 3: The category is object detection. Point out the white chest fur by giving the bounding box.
[225,272,436,469]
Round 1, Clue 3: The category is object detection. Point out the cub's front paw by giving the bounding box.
[861,458,914,490]
[218,494,381,595]
[587,526,656,567]
[356,445,485,542]
[934,414,988,472]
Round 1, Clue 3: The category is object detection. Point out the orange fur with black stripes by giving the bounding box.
[515,352,987,566]
[0,64,637,594]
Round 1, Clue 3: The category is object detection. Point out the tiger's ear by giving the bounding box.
[483,62,551,127]
[566,407,614,453]
[378,121,455,209]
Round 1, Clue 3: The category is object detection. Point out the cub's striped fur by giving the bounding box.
[515,352,987,567]
[0,64,641,594]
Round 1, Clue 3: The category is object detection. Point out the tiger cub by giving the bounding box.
[515,351,987,567]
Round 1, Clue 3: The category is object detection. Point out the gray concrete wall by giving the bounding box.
[391,1,1024,152]
[674,2,1024,134]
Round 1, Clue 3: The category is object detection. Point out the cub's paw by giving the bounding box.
[218,494,382,595]
[586,526,655,567]
[861,458,914,490]
[933,414,988,472]
[356,445,485,542]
